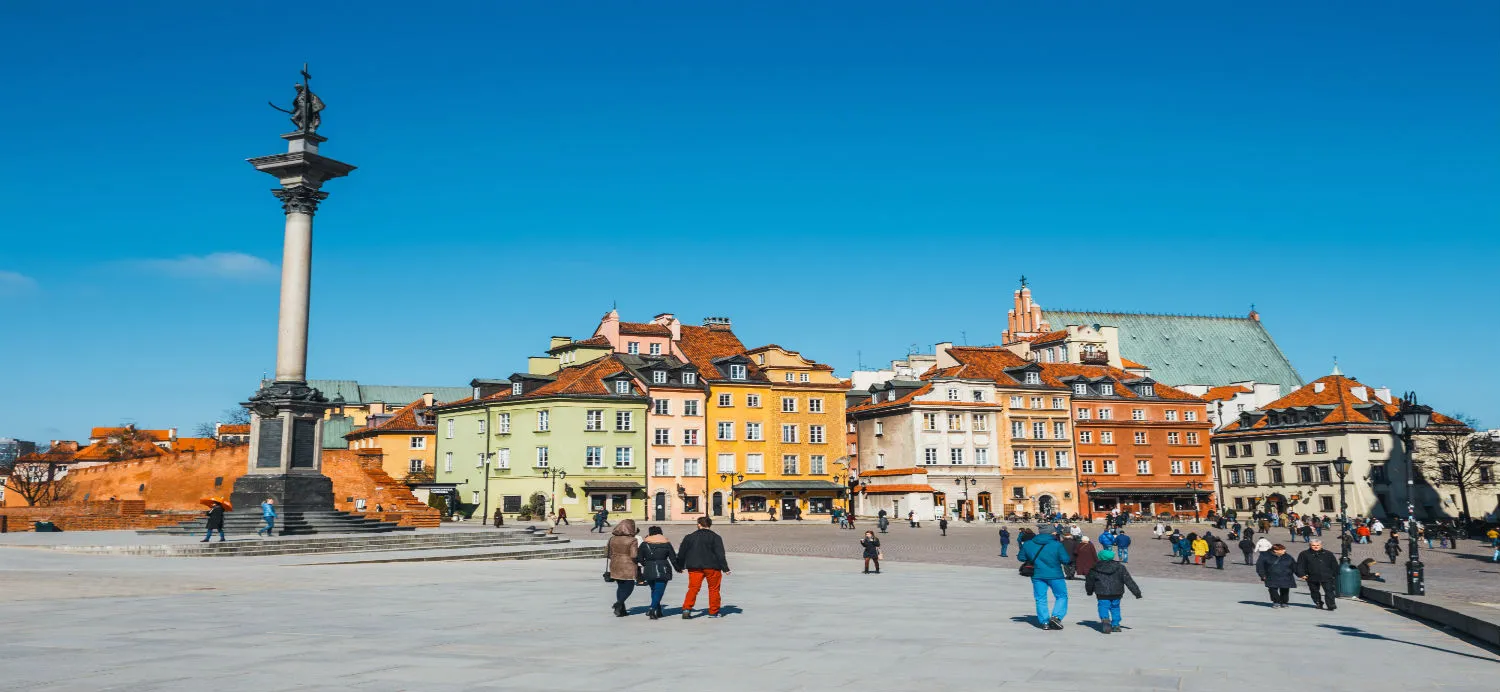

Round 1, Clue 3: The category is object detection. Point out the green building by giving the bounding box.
[433,353,649,522]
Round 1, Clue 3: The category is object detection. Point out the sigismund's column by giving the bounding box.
[232,66,356,514]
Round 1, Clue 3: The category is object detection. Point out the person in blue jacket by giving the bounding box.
[1114,531,1132,562]
[1098,529,1117,552]
[1018,526,1074,630]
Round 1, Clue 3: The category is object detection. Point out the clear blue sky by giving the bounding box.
[2,2,1496,444]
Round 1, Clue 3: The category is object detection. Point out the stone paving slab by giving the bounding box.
[0,545,1495,691]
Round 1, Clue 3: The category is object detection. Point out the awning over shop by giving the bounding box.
[733,480,847,493]
[582,480,645,491]
[1087,487,1213,498]
[860,484,937,495]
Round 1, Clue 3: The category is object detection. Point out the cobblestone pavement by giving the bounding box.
[549,519,1500,607]
[0,545,1495,691]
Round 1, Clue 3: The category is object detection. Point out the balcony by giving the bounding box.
[1080,350,1109,365]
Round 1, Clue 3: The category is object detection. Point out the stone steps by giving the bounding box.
[61,529,567,557]
[291,544,606,565]
[139,509,412,536]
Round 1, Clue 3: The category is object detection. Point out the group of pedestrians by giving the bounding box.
[1016,525,1143,633]
[1254,539,1340,609]
[604,516,732,620]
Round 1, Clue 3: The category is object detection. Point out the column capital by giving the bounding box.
[271,185,330,215]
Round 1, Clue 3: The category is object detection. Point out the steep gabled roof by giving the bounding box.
[1216,374,1457,431]
[525,356,644,398]
[348,398,438,439]
[1027,330,1070,346]
[619,322,672,337]
[1042,310,1302,390]
[1201,385,1254,402]
[677,325,769,383]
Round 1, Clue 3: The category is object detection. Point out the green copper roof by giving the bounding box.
[1042,310,1303,390]
[322,415,355,450]
[297,380,472,406]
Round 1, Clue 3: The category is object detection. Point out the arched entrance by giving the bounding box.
[712,491,724,517]
[1266,493,1287,516]
[977,491,992,517]
[654,491,667,521]
[1037,494,1057,517]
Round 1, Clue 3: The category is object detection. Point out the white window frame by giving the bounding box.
[443,451,453,472]
[495,448,509,469]
[445,419,455,439]
[535,446,549,468]
[586,409,604,431]
[717,453,736,473]
[1189,460,1203,474]
[1137,459,1150,475]
[1081,459,1095,474]
[782,454,799,475]
[654,458,671,476]
[718,393,733,407]
[810,455,825,474]
[536,410,549,432]
[585,446,604,467]
[717,421,735,441]
[729,364,747,380]
[1102,459,1116,474]
[409,436,426,450]
[1170,460,1184,474]
[654,428,671,445]
[746,453,764,474]
[781,397,797,413]
[649,343,661,356]
[614,447,634,468]
[498,413,510,434]
[615,410,634,432]
[808,398,823,413]
[1013,450,1027,468]
[682,373,697,385]
[652,371,667,384]
[654,399,670,415]
[923,448,939,465]
[947,414,963,432]
[745,422,762,441]
[747,394,761,408]
[809,425,825,444]
[781,424,799,444]
[683,428,699,445]
[950,448,965,464]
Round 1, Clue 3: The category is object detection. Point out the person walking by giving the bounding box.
[1256,543,1297,608]
[635,525,678,620]
[1085,549,1142,634]
[1072,535,1098,580]
[1487,527,1499,562]
[674,516,730,619]
[1098,529,1117,553]
[1210,534,1229,569]
[861,530,882,574]
[1114,531,1132,563]
[1153,522,1165,540]
[493,507,504,528]
[908,510,916,528]
[1253,535,1272,566]
[555,507,569,527]
[939,517,949,537]
[1191,534,1209,565]
[1295,539,1340,611]
[256,497,277,537]
[1238,534,1255,564]
[998,526,1012,557]
[877,512,889,534]
[605,519,640,617]
[201,501,226,543]
[592,509,609,533]
[1299,523,1313,544]
[1018,525,1073,630]
[1384,534,1402,563]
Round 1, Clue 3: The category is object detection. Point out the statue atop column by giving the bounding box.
[269,63,324,134]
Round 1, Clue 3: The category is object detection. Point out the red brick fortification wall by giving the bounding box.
[38,448,439,529]
[0,500,201,532]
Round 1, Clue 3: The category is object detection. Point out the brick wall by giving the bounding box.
[0,502,200,532]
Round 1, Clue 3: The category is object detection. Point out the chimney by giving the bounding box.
[549,336,572,350]
[703,316,732,331]
[934,342,957,368]
[1313,382,1325,394]
[1351,386,1367,402]
[422,392,434,407]
[369,401,387,416]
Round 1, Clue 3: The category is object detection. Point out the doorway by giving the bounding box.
[654,491,667,521]
[781,497,799,520]
[1038,494,1056,517]
[977,492,992,516]
[712,491,724,517]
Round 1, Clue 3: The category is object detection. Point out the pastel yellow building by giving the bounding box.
[343,396,439,485]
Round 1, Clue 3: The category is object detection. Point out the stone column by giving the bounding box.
[269,186,326,382]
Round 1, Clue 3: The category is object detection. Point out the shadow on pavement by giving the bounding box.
[1236,600,1318,609]
[1316,624,1500,663]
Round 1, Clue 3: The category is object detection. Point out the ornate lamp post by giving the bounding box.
[1334,453,1353,562]
[541,468,566,518]
[1389,391,1433,596]
[1185,481,1206,522]
[719,473,744,523]
[954,475,979,522]
[1078,479,1099,522]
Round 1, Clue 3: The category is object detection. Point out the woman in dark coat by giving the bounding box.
[605,519,640,617]
[860,530,882,574]
[635,525,677,620]
[201,501,226,543]
[1072,537,1099,578]
[1255,543,1297,608]
[1384,534,1402,563]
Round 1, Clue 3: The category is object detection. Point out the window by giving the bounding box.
[1100,384,1114,396]
[1229,468,1241,485]
[1030,397,1044,409]
[1184,410,1198,422]
[947,387,960,401]
[1370,465,1388,483]
[1102,459,1116,474]
[1168,432,1180,445]
[653,399,670,415]
[729,364,747,380]
[1190,460,1202,475]
[975,448,990,465]
[683,428,699,445]
[781,397,797,413]
[616,411,634,431]
[649,343,661,356]
[1025,372,1041,385]
[972,390,985,403]
[809,398,823,413]
[652,371,667,384]
[950,448,965,464]
[717,453,736,473]
[585,446,603,467]
[586,410,604,431]
[1073,383,1088,395]
[1134,431,1147,444]
[1034,450,1049,468]
[1098,408,1112,420]
[512,382,523,396]
[1316,465,1330,483]
[782,455,800,474]
[1479,465,1495,483]
[614,380,631,395]
[972,414,988,431]
[1297,465,1312,483]
[1079,430,1093,444]
[683,400,699,416]
[781,424,799,443]
[799,373,810,383]
[682,373,697,385]
[495,413,509,434]
[874,421,884,436]
[718,393,733,407]
[745,422,762,441]
[948,414,963,431]
[1320,495,1335,512]
[1226,444,1238,458]
[681,495,700,512]
[1011,421,1024,438]
[717,422,735,440]
[1234,497,1245,509]
[1369,438,1384,452]
[654,428,671,445]
[1244,468,1257,484]
[924,448,939,465]
[924,413,940,431]
[683,458,702,476]
[536,410,549,432]
[1076,408,1091,420]
[1137,459,1150,474]
[495,448,509,469]
[1185,432,1199,445]
[445,419,454,439]
[1099,431,1112,444]
[1131,409,1145,421]
[1140,385,1154,397]
[1266,442,1279,455]
[1082,459,1096,473]
[615,447,634,467]
[535,447,549,467]
[1053,421,1066,439]
[1010,396,1023,408]
[1314,440,1327,454]
[654,458,671,476]
[1164,410,1178,421]
[1295,441,1309,454]
[1055,450,1070,468]
[875,453,886,468]
[1032,422,1046,439]
[1012,486,1026,499]
[1170,460,1184,474]
[443,452,453,472]
[1269,467,1284,484]
[627,342,640,354]
[409,436,426,450]
[1013,450,1027,468]
[809,425,825,444]
[746,453,764,474]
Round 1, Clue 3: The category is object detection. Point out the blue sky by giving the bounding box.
[2,2,1496,443]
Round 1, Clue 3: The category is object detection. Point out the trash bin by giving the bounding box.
[1337,560,1361,597]
[33,521,62,533]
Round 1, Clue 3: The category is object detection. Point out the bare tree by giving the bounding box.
[1416,414,1496,523]
[103,425,160,461]
[2,446,74,507]
[193,422,217,438]
[222,407,251,426]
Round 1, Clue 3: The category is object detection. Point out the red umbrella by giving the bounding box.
[199,496,233,512]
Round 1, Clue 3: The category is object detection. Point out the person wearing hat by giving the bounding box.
[1017,524,1073,630]
[1084,549,1142,633]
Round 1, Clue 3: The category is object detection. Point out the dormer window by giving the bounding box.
[947,388,960,401]
[652,371,667,384]
[729,364,747,380]
[888,391,897,402]
[1101,383,1114,396]
[682,373,696,385]
[473,386,482,399]
[1024,372,1040,385]
[511,382,523,396]
[614,380,631,394]
[649,343,661,356]
[627,342,639,355]
[1073,383,1087,395]
[1139,385,1154,397]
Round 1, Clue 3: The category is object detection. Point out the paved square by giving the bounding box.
[1,540,1496,691]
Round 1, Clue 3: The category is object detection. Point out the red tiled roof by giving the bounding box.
[73,439,165,462]
[174,438,218,452]
[1027,330,1070,346]
[847,383,933,413]
[1120,358,1148,369]
[549,335,612,353]
[1217,375,1465,431]
[677,325,768,383]
[1038,362,1202,401]
[1201,385,1253,402]
[217,424,250,435]
[859,467,928,477]
[90,427,173,442]
[861,483,937,494]
[515,356,641,399]
[619,322,672,337]
[349,398,437,438]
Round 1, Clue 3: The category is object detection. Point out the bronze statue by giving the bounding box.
[269,63,324,134]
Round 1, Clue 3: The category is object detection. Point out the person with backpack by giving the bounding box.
[1210,534,1229,569]
[1017,525,1073,630]
[635,525,677,620]
[1085,549,1142,634]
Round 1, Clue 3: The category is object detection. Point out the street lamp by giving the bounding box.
[1333,453,1353,563]
[954,476,978,521]
[1389,391,1433,596]
[719,473,744,523]
[1078,479,1099,522]
[1186,481,1206,522]
[541,468,566,519]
